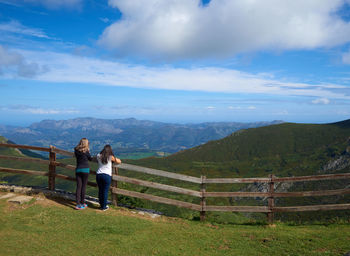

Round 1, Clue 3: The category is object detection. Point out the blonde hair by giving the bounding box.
[75,138,89,153]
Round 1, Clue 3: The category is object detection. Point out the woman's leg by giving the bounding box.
[102,174,111,209]
[76,172,83,205]
[80,173,89,204]
[96,174,103,208]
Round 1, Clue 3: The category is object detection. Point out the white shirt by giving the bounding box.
[96,153,113,176]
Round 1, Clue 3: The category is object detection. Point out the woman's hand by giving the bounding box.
[112,156,122,164]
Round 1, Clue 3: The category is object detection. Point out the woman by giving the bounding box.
[96,144,122,211]
[74,138,92,210]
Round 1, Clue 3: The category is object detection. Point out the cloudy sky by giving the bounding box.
[1,0,350,125]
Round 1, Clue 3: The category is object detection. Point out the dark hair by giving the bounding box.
[99,144,114,164]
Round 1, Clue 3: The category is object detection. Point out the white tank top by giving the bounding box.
[96,154,113,176]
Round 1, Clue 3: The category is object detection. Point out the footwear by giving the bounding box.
[82,203,88,208]
[101,205,109,211]
[75,204,85,210]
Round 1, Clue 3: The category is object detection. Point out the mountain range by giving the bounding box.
[0,117,283,154]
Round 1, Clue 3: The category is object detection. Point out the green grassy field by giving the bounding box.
[0,192,349,256]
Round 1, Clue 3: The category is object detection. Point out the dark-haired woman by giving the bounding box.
[96,145,121,211]
[74,138,92,210]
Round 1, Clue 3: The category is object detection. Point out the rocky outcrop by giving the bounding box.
[239,180,293,202]
[321,155,350,173]
[321,142,350,173]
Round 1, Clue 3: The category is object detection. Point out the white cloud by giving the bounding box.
[100,17,110,23]
[0,105,80,114]
[5,48,350,101]
[0,20,50,39]
[228,106,241,110]
[0,45,48,78]
[100,0,350,60]
[228,106,257,110]
[26,108,79,114]
[0,0,82,9]
[312,98,331,104]
[342,50,350,64]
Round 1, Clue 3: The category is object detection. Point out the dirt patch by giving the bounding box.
[0,192,34,213]
[35,193,76,209]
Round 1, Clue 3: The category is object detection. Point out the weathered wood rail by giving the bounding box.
[0,143,350,223]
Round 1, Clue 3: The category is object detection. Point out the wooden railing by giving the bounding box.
[0,143,350,223]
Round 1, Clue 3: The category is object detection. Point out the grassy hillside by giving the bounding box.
[172,120,350,161]
[0,136,45,159]
[0,193,349,256]
[129,120,350,178]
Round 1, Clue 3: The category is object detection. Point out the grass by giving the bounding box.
[0,192,349,256]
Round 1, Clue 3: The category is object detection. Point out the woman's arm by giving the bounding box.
[111,156,122,164]
[86,151,93,161]
[91,155,98,163]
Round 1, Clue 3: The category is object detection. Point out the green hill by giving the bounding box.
[130,119,350,178]
[0,136,45,159]
[171,121,349,161]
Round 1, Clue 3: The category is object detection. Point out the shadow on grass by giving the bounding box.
[43,194,101,210]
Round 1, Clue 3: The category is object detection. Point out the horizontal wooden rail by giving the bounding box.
[0,167,47,176]
[0,154,92,173]
[0,155,50,165]
[0,143,50,152]
[0,143,75,157]
[55,173,97,187]
[51,147,74,157]
[204,192,270,197]
[204,189,350,198]
[112,187,201,211]
[274,203,350,212]
[117,163,202,184]
[273,188,350,197]
[205,177,270,184]
[204,205,270,213]
[54,162,76,171]
[54,161,97,175]
[54,173,75,182]
[113,175,201,197]
[274,173,350,182]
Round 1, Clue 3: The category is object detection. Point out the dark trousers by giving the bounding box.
[96,173,111,209]
[76,172,89,204]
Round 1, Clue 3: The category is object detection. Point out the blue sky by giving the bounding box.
[1,0,350,126]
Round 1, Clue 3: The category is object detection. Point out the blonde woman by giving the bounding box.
[74,138,92,210]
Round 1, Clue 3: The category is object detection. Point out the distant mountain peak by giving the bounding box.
[1,117,285,154]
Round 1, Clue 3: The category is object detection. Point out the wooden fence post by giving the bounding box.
[200,175,206,221]
[112,165,118,206]
[267,174,275,224]
[48,146,56,190]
